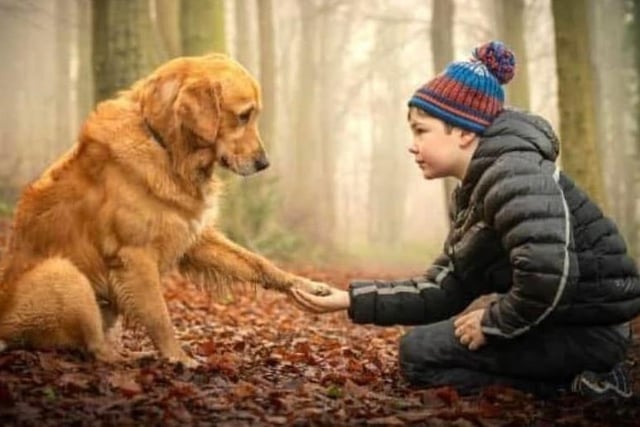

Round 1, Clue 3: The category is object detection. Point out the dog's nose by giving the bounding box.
[255,155,270,171]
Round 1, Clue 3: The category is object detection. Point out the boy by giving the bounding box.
[291,41,640,398]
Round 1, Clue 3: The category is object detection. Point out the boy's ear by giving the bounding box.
[458,130,478,149]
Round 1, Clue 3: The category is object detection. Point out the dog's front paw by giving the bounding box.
[167,352,200,369]
[92,345,125,364]
[294,279,333,296]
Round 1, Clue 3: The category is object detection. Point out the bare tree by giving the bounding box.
[55,0,73,158]
[76,0,93,124]
[284,0,321,238]
[154,0,181,58]
[258,0,276,150]
[494,0,530,110]
[590,0,637,256]
[430,0,457,218]
[92,0,161,102]
[368,20,409,246]
[628,0,640,258]
[234,0,254,71]
[552,0,606,208]
[180,0,226,55]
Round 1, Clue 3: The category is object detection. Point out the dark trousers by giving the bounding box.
[399,319,631,397]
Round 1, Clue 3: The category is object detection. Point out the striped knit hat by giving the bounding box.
[408,41,516,134]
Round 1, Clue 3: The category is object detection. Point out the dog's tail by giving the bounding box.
[0,340,7,353]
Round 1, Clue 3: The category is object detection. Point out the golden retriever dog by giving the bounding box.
[0,54,328,366]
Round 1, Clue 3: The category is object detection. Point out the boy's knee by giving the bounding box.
[399,322,457,384]
[399,328,422,366]
[399,324,445,364]
[399,329,438,386]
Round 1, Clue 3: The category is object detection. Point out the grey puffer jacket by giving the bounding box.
[349,109,640,338]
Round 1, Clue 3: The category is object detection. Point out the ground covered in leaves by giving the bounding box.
[0,222,639,425]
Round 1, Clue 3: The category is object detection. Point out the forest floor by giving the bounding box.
[0,219,639,426]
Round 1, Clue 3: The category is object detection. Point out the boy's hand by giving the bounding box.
[454,309,487,351]
[289,287,350,313]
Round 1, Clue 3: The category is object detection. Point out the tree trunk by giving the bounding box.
[154,0,181,58]
[284,0,320,236]
[92,0,160,103]
[629,0,640,259]
[495,0,530,110]
[551,0,606,209]
[234,0,253,70]
[180,0,226,55]
[590,0,636,256]
[258,0,276,150]
[367,19,410,247]
[314,0,342,244]
[56,0,73,158]
[431,0,457,218]
[76,0,93,124]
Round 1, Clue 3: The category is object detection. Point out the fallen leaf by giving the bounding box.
[435,386,460,406]
[265,415,288,425]
[107,372,142,397]
[344,379,369,398]
[232,380,257,399]
[57,373,92,391]
[367,415,404,425]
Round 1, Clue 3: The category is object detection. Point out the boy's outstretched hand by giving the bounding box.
[289,286,350,314]
[454,309,487,351]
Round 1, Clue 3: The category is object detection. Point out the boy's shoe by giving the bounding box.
[571,362,633,399]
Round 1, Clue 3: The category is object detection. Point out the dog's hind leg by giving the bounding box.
[0,257,120,363]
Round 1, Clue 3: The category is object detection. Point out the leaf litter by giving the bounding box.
[0,237,638,425]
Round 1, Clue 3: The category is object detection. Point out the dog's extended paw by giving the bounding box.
[294,279,333,296]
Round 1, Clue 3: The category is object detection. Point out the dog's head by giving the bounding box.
[137,54,269,185]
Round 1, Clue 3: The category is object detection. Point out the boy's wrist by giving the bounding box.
[339,290,351,309]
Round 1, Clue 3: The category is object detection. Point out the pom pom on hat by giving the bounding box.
[472,40,516,85]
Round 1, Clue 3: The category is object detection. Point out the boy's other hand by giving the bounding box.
[289,287,350,313]
[454,309,487,351]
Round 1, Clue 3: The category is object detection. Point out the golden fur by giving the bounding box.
[0,54,325,366]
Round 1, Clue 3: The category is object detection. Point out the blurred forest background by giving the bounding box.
[1,0,640,270]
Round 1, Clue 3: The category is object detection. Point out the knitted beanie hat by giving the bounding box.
[408,41,516,134]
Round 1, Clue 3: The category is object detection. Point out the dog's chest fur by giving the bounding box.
[189,191,220,237]
[105,171,220,272]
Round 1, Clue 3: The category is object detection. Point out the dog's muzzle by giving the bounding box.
[222,151,270,176]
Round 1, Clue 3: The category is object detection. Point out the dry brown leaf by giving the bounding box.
[107,372,142,397]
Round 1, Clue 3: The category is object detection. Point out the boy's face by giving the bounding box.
[408,108,469,180]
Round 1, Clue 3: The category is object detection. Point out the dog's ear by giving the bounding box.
[175,80,222,143]
[140,75,180,122]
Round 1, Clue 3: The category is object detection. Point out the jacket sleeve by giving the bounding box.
[479,158,579,339]
[348,253,478,326]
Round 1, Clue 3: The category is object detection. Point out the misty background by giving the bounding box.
[0,0,639,271]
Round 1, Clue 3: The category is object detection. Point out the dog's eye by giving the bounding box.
[238,110,252,124]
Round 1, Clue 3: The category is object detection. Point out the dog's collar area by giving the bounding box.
[144,120,166,149]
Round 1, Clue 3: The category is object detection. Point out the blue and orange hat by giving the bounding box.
[408,41,516,134]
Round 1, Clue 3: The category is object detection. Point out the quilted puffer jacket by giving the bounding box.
[348,109,640,338]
